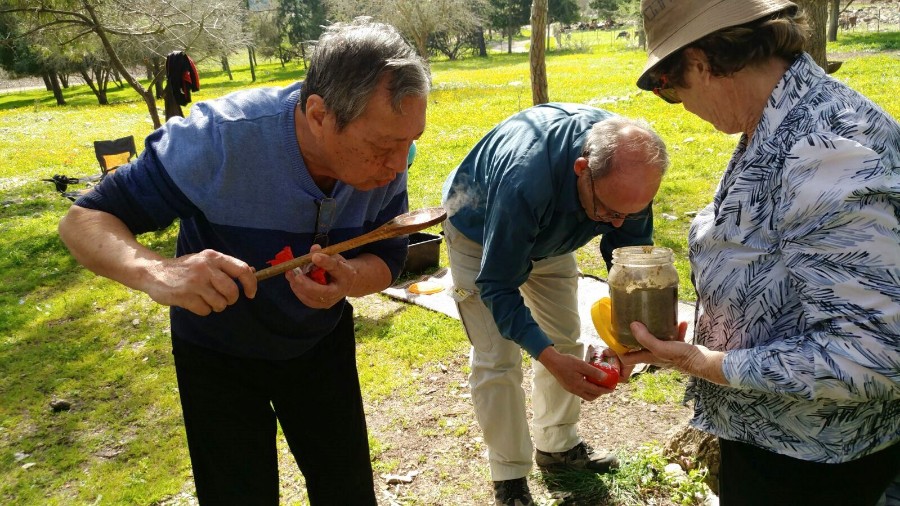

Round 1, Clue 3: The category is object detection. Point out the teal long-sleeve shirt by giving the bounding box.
[441,103,654,358]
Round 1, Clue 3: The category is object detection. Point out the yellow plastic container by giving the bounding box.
[590,297,632,356]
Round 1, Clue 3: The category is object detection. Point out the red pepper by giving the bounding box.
[307,266,329,285]
[266,245,329,284]
[587,354,620,389]
[266,246,294,266]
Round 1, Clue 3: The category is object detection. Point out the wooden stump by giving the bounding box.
[664,425,720,495]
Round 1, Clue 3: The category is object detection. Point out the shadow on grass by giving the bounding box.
[838,31,900,51]
[538,468,614,505]
[0,95,42,110]
[0,63,308,112]
[431,52,530,73]
[352,308,408,331]
[0,195,187,501]
[0,193,69,220]
[0,278,184,503]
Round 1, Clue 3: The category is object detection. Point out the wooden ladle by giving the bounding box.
[254,206,447,281]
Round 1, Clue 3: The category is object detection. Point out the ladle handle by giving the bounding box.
[254,206,447,282]
[255,226,394,281]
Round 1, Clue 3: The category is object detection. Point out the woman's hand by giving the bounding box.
[620,321,728,385]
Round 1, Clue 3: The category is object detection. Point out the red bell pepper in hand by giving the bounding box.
[587,354,620,389]
[307,266,328,285]
[266,246,294,266]
[266,245,329,285]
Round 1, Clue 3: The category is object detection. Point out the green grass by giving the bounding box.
[602,445,711,506]
[1,31,897,504]
[355,304,466,401]
[532,441,710,506]
[630,368,687,405]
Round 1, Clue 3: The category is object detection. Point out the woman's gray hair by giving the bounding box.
[300,17,431,130]
[582,117,669,178]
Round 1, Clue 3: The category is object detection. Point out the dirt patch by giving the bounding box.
[155,295,699,505]
[349,295,694,505]
[366,356,693,505]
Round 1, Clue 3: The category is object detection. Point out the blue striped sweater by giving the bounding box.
[76,82,409,359]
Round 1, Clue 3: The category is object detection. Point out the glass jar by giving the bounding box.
[608,245,678,349]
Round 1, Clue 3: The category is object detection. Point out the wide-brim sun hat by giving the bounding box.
[636,0,798,90]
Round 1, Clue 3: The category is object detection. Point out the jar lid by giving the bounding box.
[612,245,674,265]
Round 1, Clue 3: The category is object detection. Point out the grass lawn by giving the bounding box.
[0,29,897,504]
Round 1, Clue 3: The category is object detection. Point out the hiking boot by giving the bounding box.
[535,442,619,474]
[493,477,534,506]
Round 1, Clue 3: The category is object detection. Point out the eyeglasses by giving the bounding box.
[586,168,652,222]
[313,198,336,247]
[652,74,682,104]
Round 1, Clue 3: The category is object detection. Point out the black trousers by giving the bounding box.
[171,304,376,505]
[718,437,900,506]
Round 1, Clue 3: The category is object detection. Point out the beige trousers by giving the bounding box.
[443,221,584,481]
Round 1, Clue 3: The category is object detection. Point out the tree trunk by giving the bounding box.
[47,72,65,105]
[221,55,233,80]
[507,27,513,54]
[79,69,108,105]
[248,46,257,82]
[97,85,108,105]
[796,0,827,70]
[82,2,161,128]
[475,27,487,57]
[42,74,51,91]
[665,425,721,495]
[827,0,839,42]
[80,69,96,96]
[151,57,164,99]
[96,67,110,105]
[112,67,124,88]
[415,36,428,61]
[163,85,183,121]
[530,0,549,105]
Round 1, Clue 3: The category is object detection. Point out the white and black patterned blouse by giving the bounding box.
[688,53,900,463]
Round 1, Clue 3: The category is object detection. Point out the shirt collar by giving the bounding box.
[749,53,826,149]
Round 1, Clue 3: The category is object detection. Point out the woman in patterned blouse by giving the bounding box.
[623,0,900,504]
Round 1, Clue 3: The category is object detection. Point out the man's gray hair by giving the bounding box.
[582,117,669,178]
[300,17,431,130]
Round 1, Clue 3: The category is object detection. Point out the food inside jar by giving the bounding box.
[610,286,678,348]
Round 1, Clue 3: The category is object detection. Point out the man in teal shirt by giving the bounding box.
[441,103,668,504]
